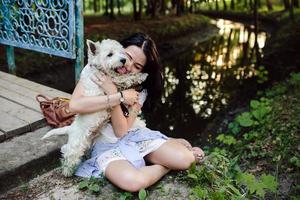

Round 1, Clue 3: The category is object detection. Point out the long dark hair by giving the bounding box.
[120,33,163,112]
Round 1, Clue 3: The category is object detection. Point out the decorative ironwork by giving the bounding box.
[0,0,75,59]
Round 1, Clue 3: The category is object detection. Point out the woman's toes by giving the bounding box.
[191,147,205,164]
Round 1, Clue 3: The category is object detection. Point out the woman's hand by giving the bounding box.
[93,72,117,95]
[122,89,140,106]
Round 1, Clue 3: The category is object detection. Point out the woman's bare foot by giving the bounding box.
[191,147,205,164]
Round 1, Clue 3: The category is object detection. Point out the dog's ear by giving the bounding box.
[138,73,149,83]
[132,73,149,85]
[87,40,100,56]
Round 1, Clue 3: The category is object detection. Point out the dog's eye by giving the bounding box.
[107,52,113,57]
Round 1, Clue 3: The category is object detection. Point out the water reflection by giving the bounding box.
[162,66,179,103]
[145,19,267,144]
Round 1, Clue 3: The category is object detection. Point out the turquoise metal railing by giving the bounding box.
[0,0,84,81]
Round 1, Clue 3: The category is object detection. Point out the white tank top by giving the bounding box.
[94,117,147,144]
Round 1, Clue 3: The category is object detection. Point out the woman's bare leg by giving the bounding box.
[145,139,196,170]
[105,160,170,192]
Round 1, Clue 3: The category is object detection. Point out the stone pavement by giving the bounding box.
[0,168,190,200]
[0,71,71,194]
[0,126,67,193]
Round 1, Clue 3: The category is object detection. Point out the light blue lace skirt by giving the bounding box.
[75,127,168,178]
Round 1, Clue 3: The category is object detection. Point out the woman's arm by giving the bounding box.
[69,80,123,114]
[110,102,142,138]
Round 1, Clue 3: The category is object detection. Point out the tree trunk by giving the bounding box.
[266,0,273,10]
[253,0,261,67]
[230,0,235,9]
[283,0,290,10]
[222,0,227,10]
[117,0,121,15]
[249,0,253,10]
[145,0,150,15]
[258,0,261,8]
[189,0,193,12]
[149,0,157,18]
[293,0,299,7]
[133,0,138,20]
[176,0,183,15]
[244,0,248,8]
[109,0,115,19]
[215,0,219,10]
[138,0,143,18]
[94,0,98,13]
[104,0,109,15]
[176,0,181,16]
[145,0,156,17]
[289,0,295,21]
[160,0,166,15]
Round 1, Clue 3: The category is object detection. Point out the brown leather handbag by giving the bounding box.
[36,94,75,128]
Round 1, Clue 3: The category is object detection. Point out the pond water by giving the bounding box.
[145,19,267,145]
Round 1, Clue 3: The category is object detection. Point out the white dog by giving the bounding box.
[42,39,148,176]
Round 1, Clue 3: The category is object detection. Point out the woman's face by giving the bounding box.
[123,45,146,74]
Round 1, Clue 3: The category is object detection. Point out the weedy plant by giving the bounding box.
[184,152,277,200]
[78,176,107,193]
[212,72,300,199]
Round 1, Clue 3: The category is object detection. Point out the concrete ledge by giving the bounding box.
[0,119,47,143]
[0,126,67,193]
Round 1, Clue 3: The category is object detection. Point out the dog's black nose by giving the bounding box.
[120,58,126,64]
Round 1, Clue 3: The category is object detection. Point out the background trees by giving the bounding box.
[82,0,299,20]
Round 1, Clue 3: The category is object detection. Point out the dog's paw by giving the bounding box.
[60,159,77,177]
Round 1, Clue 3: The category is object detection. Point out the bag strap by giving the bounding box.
[57,97,70,102]
[35,94,50,103]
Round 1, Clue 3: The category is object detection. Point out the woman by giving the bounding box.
[69,33,205,192]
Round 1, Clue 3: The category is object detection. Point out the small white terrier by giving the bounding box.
[42,39,147,176]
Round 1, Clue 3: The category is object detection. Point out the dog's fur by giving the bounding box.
[42,39,147,176]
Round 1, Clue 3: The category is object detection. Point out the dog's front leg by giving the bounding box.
[61,136,88,177]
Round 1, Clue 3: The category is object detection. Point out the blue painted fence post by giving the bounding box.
[75,0,84,82]
[5,45,16,74]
